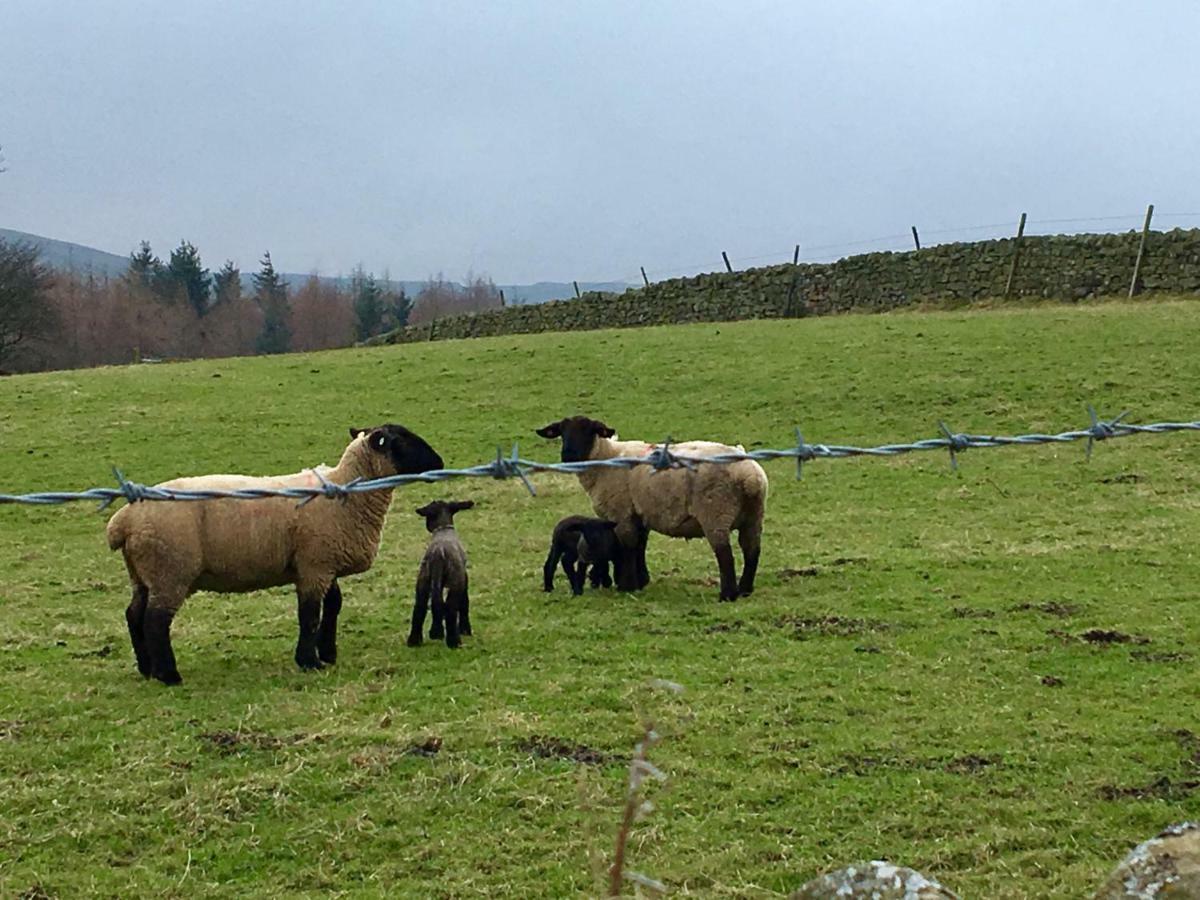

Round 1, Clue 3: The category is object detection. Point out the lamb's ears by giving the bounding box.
[349,427,365,438]
[449,500,475,512]
[414,503,435,517]
[591,420,616,438]
[535,422,563,439]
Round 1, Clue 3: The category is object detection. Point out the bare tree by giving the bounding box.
[0,239,58,368]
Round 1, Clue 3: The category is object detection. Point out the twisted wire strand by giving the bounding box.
[1,412,1197,509]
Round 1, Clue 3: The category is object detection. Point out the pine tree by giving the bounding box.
[352,266,384,340]
[167,240,211,316]
[212,260,242,306]
[127,241,163,285]
[253,252,290,354]
[385,285,412,331]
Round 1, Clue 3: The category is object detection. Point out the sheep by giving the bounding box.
[408,500,474,648]
[535,416,768,602]
[106,424,444,684]
[542,515,621,595]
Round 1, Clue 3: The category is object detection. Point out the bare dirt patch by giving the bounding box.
[1010,601,1080,617]
[951,607,996,619]
[516,736,612,765]
[775,615,894,638]
[198,730,321,754]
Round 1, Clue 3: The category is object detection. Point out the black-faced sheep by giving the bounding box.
[542,515,620,596]
[106,424,444,684]
[408,500,474,648]
[535,416,768,602]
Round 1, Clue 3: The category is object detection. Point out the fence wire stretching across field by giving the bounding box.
[1,408,1199,509]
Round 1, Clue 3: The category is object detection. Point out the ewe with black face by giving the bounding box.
[536,415,768,602]
[107,424,444,685]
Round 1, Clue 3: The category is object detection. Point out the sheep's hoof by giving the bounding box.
[445,638,461,649]
[154,669,183,685]
[719,593,739,603]
[406,634,423,647]
[295,654,324,671]
[429,630,445,641]
[542,584,554,593]
[317,645,337,665]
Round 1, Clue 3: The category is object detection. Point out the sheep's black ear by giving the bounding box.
[350,427,366,438]
[450,500,475,512]
[414,504,434,517]
[591,420,615,438]
[535,422,563,439]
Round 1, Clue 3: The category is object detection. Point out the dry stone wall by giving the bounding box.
[371,229,1200,345]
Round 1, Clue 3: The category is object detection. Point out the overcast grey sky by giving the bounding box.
[2,1,1198,283]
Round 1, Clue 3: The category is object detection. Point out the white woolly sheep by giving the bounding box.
[535,416,768,601]
[408,500,474,648]
[106,424,444,684]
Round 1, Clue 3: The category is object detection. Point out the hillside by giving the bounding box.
[1,301,1198,897]
[0,227,629,302]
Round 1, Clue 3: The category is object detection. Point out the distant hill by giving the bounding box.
[0,228,630,303]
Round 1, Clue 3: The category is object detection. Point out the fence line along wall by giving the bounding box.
[369,228,1200,345]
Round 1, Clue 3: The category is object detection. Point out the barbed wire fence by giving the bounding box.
[1,408,1198,511]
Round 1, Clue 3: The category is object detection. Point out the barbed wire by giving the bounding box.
[1,408,1197,510]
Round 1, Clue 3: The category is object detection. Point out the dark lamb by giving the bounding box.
[543,515,621,596]
[409,500,474,648]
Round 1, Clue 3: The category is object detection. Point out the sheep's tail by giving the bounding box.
[106,507,130,551]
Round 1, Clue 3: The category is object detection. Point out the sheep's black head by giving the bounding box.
[535,416,615,462]
[350,424,444,476]
[414,499,474,532]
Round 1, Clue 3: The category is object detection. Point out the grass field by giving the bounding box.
[1,297,1199,898]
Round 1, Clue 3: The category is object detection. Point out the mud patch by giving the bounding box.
[779,566,820,579]
[1040,675,1065,687]
[705,620,744,634]
[69,644,113,659]
[1131,650,1190,663]
[406,736,443,757]
[1098,777,1200,801]
[944,754,1000,775]
[1010,601,1080,617]
[775,615,893,638]
[0,720,23,741]
[198,730,321,754]
[517,735,612,765]
[1081,629,1150,645]
[951,607,995,619]
[1100,472,1143,484]
[832,751,1001,776]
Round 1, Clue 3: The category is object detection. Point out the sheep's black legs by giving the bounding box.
[429,590,446,640]
[737,526,761,597]
[144,601,182,685]
[458,576,472,636]
[615,540,640,591]
[294,588,324,670]
[316,580,342,664]
[125,584,151,677]
[543,543,563,592]
[635,526,651,589]
[444,590,463,648]
[408,583,430,647]
[707,531,740,602]
[590,561,612,589]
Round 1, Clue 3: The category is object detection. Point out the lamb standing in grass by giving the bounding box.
[106,424,444,684]
[542,515,621,595]
[408,500,474,648]
[536,416,767,601]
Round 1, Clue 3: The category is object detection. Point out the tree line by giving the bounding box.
[0,237,503,372]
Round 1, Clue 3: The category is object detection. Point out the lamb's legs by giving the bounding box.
[444,590,463,649]
[408,581,430,646]
[125,583,151,677]
[144,593,184,685]
[706,529,740,602]
[316,579,342,664]
[429,590,445,641]
[562,548,584,596]
[294,584,325,671]
[589,560,611,589]
[737,524,762,597]
[543,542,563,592]
[458,575,472,636]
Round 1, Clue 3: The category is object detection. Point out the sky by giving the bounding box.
[2,1,1199,284]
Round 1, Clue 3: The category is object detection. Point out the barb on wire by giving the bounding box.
[1,409,1198,509]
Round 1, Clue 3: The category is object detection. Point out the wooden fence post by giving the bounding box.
[722,251,733,273]
[499,288,506,307]
[1003,212,1027,298]
[793,244,800,265]
[641,266,650,288]
[911,226,921,251]
[573,281,580,299]
[1128,203,1155,298]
